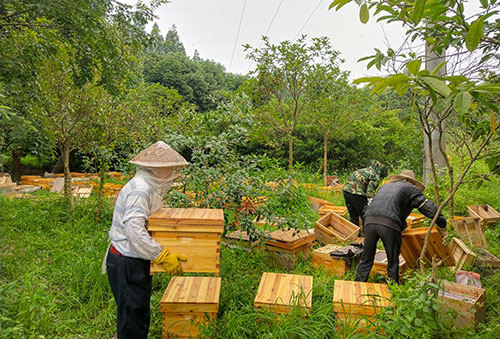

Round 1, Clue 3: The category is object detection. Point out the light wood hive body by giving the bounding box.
[160,276,221,338]
[254,272,313,314]
[400,227,455,268]
[149,208,223,274]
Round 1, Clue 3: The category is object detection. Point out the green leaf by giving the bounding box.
[353,76,383,84]
[329,0,352,11]
[413,0,426,24]
[472,85,500,93]
[453,91,472,114]
[420,76,451,97]
[480,0,489,8]
[406,59,421,75]
[370,74,410,95]
[359,3,369,23]
[465,17,484,52]
[431,61,446,76]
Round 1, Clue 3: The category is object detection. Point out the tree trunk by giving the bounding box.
[96,171,105,223]
[323,134,329,186]
[11,149,21,183]
[288,133,293,171]
[62,140,74,210]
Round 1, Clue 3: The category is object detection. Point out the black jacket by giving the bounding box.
[364,180,447,232]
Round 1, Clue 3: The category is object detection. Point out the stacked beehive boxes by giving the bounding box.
[150,208,224,338]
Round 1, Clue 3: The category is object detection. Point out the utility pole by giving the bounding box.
[423,41,447,186]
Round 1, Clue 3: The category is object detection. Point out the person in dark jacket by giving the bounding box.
[355,170,448,284]
[343,160,388,227]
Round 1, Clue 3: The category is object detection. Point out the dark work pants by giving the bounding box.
[106,249,152,339]
[355,223,402,284]
[343,191,367,227]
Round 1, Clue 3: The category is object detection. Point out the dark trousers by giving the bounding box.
[106,249,152,339]
[343,191,367,227]
[355,223,402,284]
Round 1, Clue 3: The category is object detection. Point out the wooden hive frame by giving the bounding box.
[315,212,359,245]
[318,204,348,218]
[448,237,476,272]
[400,227,455,268]
[467,204,500,225]
[406,213,425,228]
[437,279,486,328]
[452,216,487,249]
[254,272,313,314]
[332,280,391,318]
[161,276,221,338]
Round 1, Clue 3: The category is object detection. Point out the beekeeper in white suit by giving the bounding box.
[106,141,188,339]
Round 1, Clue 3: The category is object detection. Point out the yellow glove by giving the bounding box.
[154,249,188,275]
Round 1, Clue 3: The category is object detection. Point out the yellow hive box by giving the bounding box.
[149,208,224,274]
[161,276,221,339]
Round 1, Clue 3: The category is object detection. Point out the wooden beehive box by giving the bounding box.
[307,196,335,212]
[400,227,455,268]
[223,230,264,249]
[406,213,425,228]
[312,244,351,276]
[72,185,93,198]
[254,272,313,314]
[467,204,500,225]
[318,204,348,218]
[161,276,221,339]
[21,175,41,185]
[315,212,359,245]
[266,229,315,269]
[475,248,500,268]
[370,250,407,278]
[149,208,224,274]
[437,279,486,328]
[452,216,487,249]
[333,280,390,320]
[0,173,12,185]
[449,237,476,272]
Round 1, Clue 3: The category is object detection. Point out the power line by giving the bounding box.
[246,0,285,74]
[229,0,248,72]
[293,0,324,41]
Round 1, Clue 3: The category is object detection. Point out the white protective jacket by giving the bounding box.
[108,167,178,260]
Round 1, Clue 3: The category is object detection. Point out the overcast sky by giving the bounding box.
[125,0,408,80]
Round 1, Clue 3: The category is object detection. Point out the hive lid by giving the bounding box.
[265,229,315,250]
[160,276,221,313]
[332,280,390,315]
[254,272,313,312]
[148,208,224,232]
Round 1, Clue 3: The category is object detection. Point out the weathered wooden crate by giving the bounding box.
[312,244,351,276]
[254,272,313,314]
[475,248,500,268]
[149,208,224,274]
[370,250,407,278]
[467,204,500,225]
[252,216,284,229]
[223,230,264,250]
[0,183,17,192]
[0,173,12,185]
[315,212,359,245]
[449,237,476,272]
[452,216,487,249]
[406,213,425,228]
[318,204,348,218]
[161,276,221,338]
[437,279,486,328]
[307,196,335,212]
[333,280,390,322]
[400,227,455,268]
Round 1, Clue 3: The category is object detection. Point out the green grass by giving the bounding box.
[1,176,500,338]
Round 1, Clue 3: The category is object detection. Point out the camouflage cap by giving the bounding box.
[130,141,188,168]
